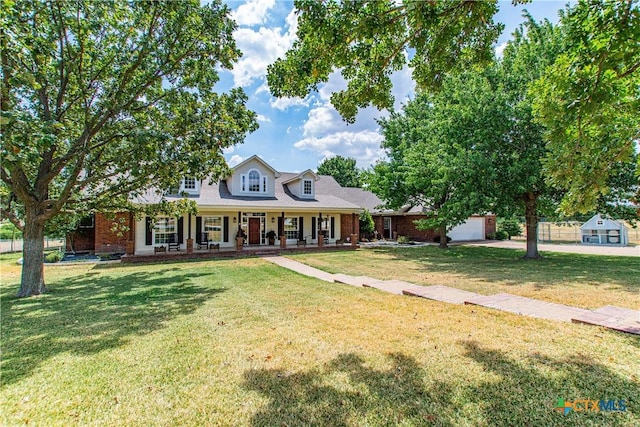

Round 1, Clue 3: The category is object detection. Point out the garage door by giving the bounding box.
[449,217,485,241]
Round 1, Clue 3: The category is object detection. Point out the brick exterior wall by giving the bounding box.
[94,213,132,254]
[373,214,496,241]
[340,214,359,242]
[383,215,440,242]
[66,227,95,253]
[485,214,496,238]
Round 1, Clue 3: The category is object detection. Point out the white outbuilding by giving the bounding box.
[580,214,629,246]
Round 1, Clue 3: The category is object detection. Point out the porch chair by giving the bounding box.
[168,233,181,251]
[197,232,209,250]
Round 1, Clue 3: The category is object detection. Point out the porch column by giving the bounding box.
[126,212,135,255]
[280,212,286,248]
[318,212,324,246]
[186,213,193,253]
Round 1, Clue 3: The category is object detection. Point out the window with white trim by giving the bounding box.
[204,216,222,242]
[303,179,312,196]
[183,177,196,190]
[154,217,176,244]
[249,170,260,192]
[241,169,268,194]
[284,217,298,240]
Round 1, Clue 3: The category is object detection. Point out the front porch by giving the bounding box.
[121,241,359,263]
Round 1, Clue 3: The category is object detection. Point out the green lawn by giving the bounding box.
[1,249,638,426]
[290,245,640,310]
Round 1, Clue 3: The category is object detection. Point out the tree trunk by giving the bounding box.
[17,217,47,297]
[438,224,449,249]
[523,192,541,259]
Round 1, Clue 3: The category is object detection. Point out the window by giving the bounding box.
[303,179,312,195]
[204,217,222,242]
[154,217,176,244]
[284,217,298,240]
[183,177,196,190]
[249,170,260,192]
[79,215,94,228]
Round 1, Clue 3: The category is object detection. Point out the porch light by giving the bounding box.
[233,217,237,223]
[271,217,275,223]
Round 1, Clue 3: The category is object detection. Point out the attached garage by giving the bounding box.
[449,217,485,242]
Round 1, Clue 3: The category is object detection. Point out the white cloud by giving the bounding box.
[223,146,235,154]
[231,0,275,26]
[270,95,310,110]
[495,42,508,59]
[256,114,271,123]
[389,65,415,111]
[230,5,298,88]
[228,155,245,167]
[294,130,385,168]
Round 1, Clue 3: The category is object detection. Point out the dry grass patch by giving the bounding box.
[1,253,638,426]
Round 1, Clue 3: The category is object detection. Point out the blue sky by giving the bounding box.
[218,0,570,173]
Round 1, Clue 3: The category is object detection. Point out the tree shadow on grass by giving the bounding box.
[244,353,455,426]
[368,246,640,294]
[459,340,639,426]
[1,269,223,386]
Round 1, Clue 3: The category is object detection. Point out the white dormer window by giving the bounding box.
[184,177,196,190]
[249,170,260,192]
[242,169,268,194]
[303,179,313,196]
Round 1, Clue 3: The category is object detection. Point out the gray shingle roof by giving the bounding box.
[133,172,363,211]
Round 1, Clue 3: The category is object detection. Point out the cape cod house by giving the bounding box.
[67,155,496,256]
[68,155,362,255]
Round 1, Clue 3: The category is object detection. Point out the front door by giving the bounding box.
[248,218,261,244]
[383,217,392,239]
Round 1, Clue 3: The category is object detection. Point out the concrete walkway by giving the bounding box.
[263,255,640,335]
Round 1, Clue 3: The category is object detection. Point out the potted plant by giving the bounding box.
[266,230,277,245]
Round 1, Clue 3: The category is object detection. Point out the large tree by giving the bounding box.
[267,0,503,122]
[486,15,565,259]
[531,0,640,214]
[369,74,496,249]
[1,0,258,297]
[269,0,639,217]
[317,155,362,187]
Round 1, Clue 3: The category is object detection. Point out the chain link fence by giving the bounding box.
[0,238,65,254]
[535,221,639,245]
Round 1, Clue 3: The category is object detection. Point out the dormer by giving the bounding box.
[165,176,200,196]
[282,169,319,199]
[227,155,280,197]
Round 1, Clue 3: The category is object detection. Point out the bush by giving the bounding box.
[45,251,63,263]
[495,230,509,240]
[498,219,522,239]
[397,235,411,244]
[0,222,22,240]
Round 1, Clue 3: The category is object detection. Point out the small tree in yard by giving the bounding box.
[498,219,523,240]
[1,1,258,297]
[359,209,375,240]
